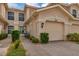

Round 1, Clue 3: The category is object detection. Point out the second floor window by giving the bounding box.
[19,13,24,21]
[72,9,77,17]
[8,12,14,20]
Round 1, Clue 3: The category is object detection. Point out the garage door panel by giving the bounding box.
[46,22,64,41]
[71,24,79,33]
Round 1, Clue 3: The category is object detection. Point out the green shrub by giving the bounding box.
[0,33,3,40]
[40,32,49,43]
[31,36,39,43]
[26,34,39,43]
[29,35,34,40]
[2,33,8,39]
[11,30,20,42]
[0,32,8,40]
[13,40,20,49]
[67,33,79,42]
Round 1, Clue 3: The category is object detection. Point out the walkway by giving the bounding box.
[0,37,11,56]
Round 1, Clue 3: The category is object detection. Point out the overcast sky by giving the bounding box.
[8,3,48,10]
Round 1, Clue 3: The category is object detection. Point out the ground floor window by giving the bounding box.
[19,26,24,34]
[8,26,14,34]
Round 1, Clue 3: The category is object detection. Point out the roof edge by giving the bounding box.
[24,4,77,25]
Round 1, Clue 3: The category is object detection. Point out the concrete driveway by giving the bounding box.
[22,37,79,56]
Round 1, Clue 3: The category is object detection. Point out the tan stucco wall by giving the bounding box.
[26,16,38,37]
[38,7,69,22]
[0,4,6,18]
[24,7,37,22]
[24,8,30,20]
[71,24,79,33]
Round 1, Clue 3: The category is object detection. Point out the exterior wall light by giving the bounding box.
[41,23,44,28]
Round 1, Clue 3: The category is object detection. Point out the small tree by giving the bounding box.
[14,40,20,49]
[11,30,20,42]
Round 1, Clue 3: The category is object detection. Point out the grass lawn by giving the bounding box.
[6,41,26,56]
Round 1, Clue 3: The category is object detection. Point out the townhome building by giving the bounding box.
[1,3,79,41]
[0,3,25,35]
[6,8,24,35]
[24,3,79,41]
[0,3,8,33]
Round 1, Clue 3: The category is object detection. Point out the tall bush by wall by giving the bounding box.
[40,32,49,43]
[11,30,20,42]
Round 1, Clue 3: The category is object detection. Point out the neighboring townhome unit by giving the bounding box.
[0,3,9,33]
[24,3,79,41]
[7,8,24,35]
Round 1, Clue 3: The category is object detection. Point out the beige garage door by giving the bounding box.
[71,24,79,33]
[46,22,64,41]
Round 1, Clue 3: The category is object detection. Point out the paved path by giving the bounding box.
[22,37,79,56]
[0,37,11,56]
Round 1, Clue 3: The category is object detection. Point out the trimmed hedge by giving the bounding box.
[0,32,8,40]
[28,35,39,43]
[67,33,79,42]
[11,30,20,42]
[24,32,49,43]
[40,33,49,43]
[24,33,39,43]
[31,36,39,43]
